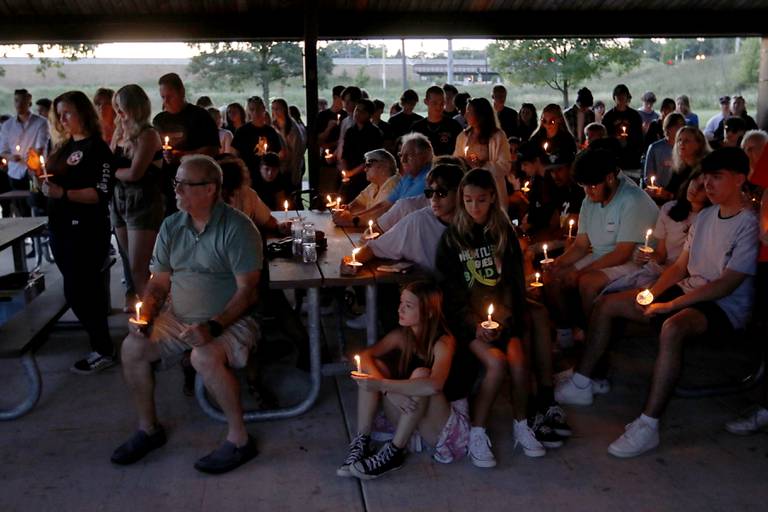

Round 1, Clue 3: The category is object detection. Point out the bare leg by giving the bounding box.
[543,265,578,328]
[506,336,529,420]
[643,309,707,418]
[577,270,610,321]
[121,333,162,432]
[127,229,157,298]
[191,343,248,446]
[356,359,390,435]
[468,340,507,427]
[577,290,647,378]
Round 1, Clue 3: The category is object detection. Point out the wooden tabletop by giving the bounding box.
[0,217,47,252]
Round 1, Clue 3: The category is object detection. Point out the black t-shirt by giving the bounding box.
[553,181,585,216]
[497,106,519,138]
[388,111,424,139]
[529,130,578,160]
[373,120,394,144]
[411,117,463,156]
[152,103,219,154]
[47,136,115,230]
[316,108,348,147]
[602,107,644,170]
[443,108,459,119]
[341,122,383,170]
[231,123,284,181]
[252,172,291,211]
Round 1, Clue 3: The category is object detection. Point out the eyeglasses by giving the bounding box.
[173,178,213,189]
[364,161,380,168]
[424,188,449,199]
[540,118,557,125]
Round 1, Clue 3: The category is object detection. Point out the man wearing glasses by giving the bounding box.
[112,155,263,475]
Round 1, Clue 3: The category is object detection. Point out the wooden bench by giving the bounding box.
[0,273,68,420]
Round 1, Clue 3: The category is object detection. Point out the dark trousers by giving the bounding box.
[8,175,31,217]
[49,221,113,356]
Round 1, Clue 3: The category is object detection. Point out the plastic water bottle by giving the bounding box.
[291,221,304,257]
[301,223,317,263]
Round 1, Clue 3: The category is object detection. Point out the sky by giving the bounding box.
[0,39,494,59]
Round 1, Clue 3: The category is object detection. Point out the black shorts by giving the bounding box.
[649,285,734,339]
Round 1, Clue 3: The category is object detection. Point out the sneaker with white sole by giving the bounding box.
[336,433,371,477]
[725,406,768,436]
[531,415,564,449]
[345,313,367,330]
[468,427,497,468]
[555,376,594,405]
[608,417,659,458]
[350,441,405,480]
[514,419,546,457]
[70,352,116,375]
[544,404,573,437]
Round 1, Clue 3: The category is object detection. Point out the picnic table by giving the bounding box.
[196,209,423,423]
[0,217,47,273]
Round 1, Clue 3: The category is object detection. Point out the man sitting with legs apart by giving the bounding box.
[112,155,263,474]
[543,146,659,347]
[560,147,758,457]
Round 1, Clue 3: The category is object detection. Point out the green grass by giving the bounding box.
[0,54,754,125]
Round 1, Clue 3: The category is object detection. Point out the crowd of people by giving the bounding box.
[0,76,766,478]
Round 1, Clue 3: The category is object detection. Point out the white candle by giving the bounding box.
[644,228,652,249]
[325,149,331,158]
[164,136,170,147]
[543,142,549,152]
[522,180,530,193]
[622,126,627,136]
[336,113,341,123]
[636,289,654,306]
[326,194,333,205]
[284,200,289,214]
[487,304,494,324]
[650,176,656,188]
[341,170,348,182]
[135,301,142,322]
[464,146,469,157]
[568,218,575,238]
[351,247,360,264]
[543,243,549,260]
[354,354,361,373]
[264,142,269,153]
[336,197,341,211]
[367,219,373,235]
[535,272,541,284]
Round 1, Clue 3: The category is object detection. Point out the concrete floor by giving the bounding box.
[1,248,767,512]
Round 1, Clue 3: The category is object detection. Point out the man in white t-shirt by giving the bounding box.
[543,147,659,345]
[560,147,759,458]
[354,164,463,272]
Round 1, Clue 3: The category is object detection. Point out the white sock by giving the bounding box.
[640,413,659,429]
[572,372,592,388]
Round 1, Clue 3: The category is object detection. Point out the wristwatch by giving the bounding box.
[207,319,224,338]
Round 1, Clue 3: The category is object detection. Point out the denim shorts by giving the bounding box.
[111,181,165,231]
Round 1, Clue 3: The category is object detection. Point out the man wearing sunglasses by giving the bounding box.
[113,155,263,475]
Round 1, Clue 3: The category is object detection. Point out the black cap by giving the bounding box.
[517,141,547,164]
[724,116,747,133]
[700,147,750,176]
[573,148,618,185]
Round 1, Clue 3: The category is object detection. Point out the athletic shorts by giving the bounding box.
[648,285,734,337]
[149,306,260,370]
[573,254,641,283]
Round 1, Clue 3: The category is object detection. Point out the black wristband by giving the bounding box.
[207,320,224,338]
[352,216,360,227]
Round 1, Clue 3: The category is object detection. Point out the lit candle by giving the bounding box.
[284,200,289,214]
[263,142,269,153]
[543,142,549,153]
[326,194,334,207]
[640,228,654,253]
[1,158,6,166]
[336,113,341,123]
[341,170,349,183]
[521,180,530,193]
[336,197,341,211]
[129,301,148,326]
[324,148,331,160]
[367,219,373,236]
[39,155,51,181]
[481,304,500,330]
[15,144,20,153]
[636,289,654,306]
[464,146,469,157]
[530,272,543,288]
[354,354,361,373]
[541,243,554,265]
[568,218,575,238]
[621,126,627,136]
[650,176,656,188]
[348,247,363,267]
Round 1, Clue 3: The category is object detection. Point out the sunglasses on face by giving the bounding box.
[424,188,449,199]
[173,178,213,189]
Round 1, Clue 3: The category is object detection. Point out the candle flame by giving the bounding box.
[487,304,494,316]
[646,228,652,237]
[368,220,373,228]
[135,301,143,321]
[326,194,332,203]
[543,243,548,251]
[39,155,45,165]
[164,136,169,145]
[15,145,20,152]
[535,272,541,280]
[284,200,289,211]
[543,142,549,151]
[569,219,575,226]
[354,354,361,373]
[352,248,360,256]
[341,170,346,178]
[523,181,530,189]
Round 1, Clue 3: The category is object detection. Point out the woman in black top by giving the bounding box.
[35,91,116,374]
[111,84,164,312]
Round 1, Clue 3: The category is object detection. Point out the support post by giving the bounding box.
[304,3,320,200]
[758,37,768,130]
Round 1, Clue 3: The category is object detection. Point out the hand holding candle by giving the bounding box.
[351,354,367,378]
[481,304,500,330]
[540,243,554,265]
[568,218,575,238]
[530,272,543,288]
[341,170,349,183]
[521,180,530,193]
[129,301,148,326]
[363,219,379,240]
[162,136,172,151]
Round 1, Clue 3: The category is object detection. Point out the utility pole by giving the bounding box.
[382,45,386,90]
[447,39,454,84]
[401,39,408,90]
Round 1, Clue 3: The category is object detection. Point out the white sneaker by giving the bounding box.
[345,313,367,330]
[608,417,659,458]
[514,419,546,457]
[555,376,594,405]
[468,427,497,468]
[725,406,768,436]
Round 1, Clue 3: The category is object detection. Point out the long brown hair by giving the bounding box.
[672,126,711,173]
[398,280,450,376]
[449,168,512,258]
